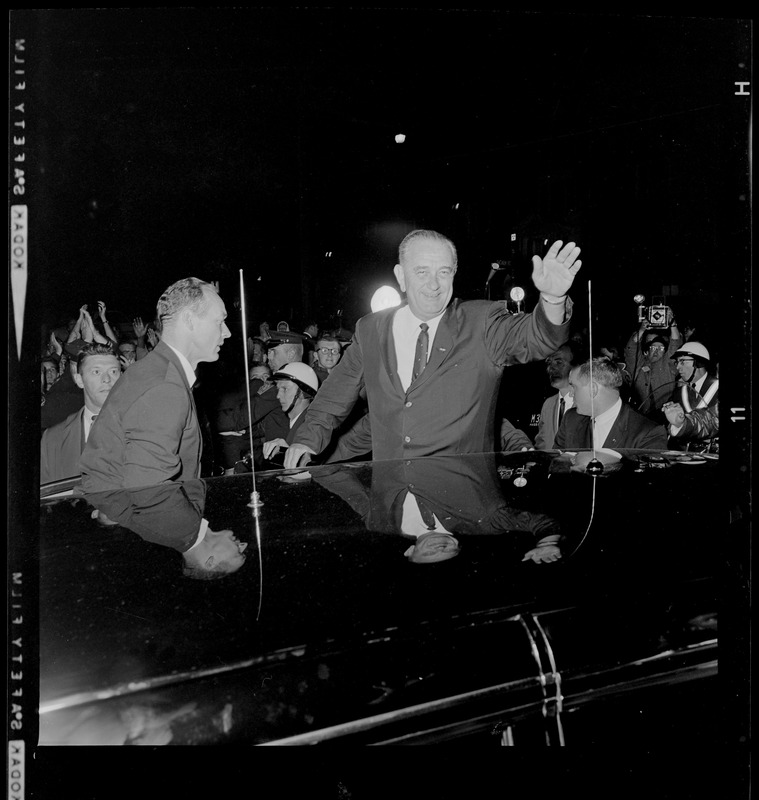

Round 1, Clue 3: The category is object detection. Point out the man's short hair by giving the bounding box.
[156,277,216,327]
[398,229,458,268]
[574,357,624,390]
[316,334,340,347]
[76,342,118,373]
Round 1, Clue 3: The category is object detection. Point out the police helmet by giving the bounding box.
[671,342,711,366]
[272,362,319,396]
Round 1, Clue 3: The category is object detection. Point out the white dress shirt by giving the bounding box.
[83,407,99,443]
[401,492,454,537]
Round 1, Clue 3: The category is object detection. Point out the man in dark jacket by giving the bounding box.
[284,230,582,467]
[554,357,667,451]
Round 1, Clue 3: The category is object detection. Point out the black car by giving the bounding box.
[37,448,741,746]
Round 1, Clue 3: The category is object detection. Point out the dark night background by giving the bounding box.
[13,9,751,364]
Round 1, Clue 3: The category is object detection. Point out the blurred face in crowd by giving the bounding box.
[267,344,291,371]
[186,287,231,366]
[394,236,457,322]
[41,359,58,391]
[74,354,122,413]
[118,342,137,368]
[249,338,266,363]
[644,339,666,364]
[315,339,341,371]
[567,367,594,417]
[249,364,271,383]
[545,346,573,388]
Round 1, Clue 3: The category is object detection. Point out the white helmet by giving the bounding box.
[272,362,319,395]
[672,342,710,365]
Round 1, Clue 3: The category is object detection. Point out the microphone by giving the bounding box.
[486,260,511,284]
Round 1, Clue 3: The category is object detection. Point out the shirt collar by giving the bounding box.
[594,397,622,426]
[165,342,196,387]
[396,304,445,338]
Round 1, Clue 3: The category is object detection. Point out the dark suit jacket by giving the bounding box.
[40,408,84,484]
[84,480,207,553]
[294,298,571,461]
[80,341,202,491]
[554,403,668,450]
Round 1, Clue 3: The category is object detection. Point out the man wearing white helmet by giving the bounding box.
[662,342,719,451]
[262,362,320,463]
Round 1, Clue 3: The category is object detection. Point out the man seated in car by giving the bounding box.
[554,357,668,451]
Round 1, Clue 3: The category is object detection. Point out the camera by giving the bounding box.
[634,295,673,329]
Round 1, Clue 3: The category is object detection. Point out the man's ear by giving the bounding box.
[393,264,406,293]
[73,372,84,390]
[204,555,216,570]
[180,308,195,330]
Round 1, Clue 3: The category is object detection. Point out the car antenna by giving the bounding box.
[239,269,265,619]
[585,279,604,477]
[239,268,265,512]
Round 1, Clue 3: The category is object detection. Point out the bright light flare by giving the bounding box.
[371,286,402,312]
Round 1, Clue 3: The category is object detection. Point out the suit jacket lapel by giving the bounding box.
[78,408,87,453]
[378,309,405,397]
[604,405,628,448]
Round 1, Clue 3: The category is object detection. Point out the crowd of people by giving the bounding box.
[39,231,719,494]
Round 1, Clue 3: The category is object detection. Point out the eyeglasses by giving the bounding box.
[647,344,665,352]
[318,347,340,355]
[675,358,695,365]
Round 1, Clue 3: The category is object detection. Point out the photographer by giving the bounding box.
[624,311,681,424]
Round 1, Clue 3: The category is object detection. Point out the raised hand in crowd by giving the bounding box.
[133,316,148,339]
[82,306,110,344]
[67,305,87,343]
[97,301,119,345]
[48,329,63,357]
[147,326,160,348]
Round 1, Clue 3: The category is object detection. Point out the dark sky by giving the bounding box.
[12,9,752,353]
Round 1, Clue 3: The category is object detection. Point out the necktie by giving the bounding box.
[412,323,429,382]
[84,415,97,445]
[557,396,565,427]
